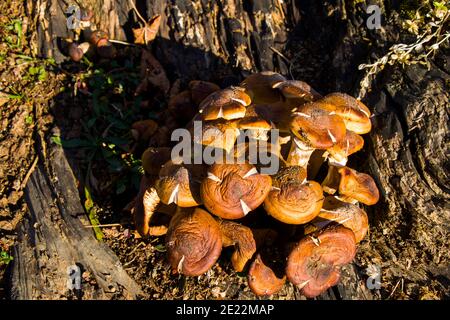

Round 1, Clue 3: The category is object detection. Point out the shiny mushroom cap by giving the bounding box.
[318,93,372,134]
[166,208,222,276]
[326,130,364,167]
[272,80,322,102]
[240,71,286,104]
[190,119,240,153]
[199,86,251,116]
[290,102,347,150]
[264,166,324,224]
[219,220,256,272]
[338,167,380,205]
[309,196,369,243]
[237,116,272,141]
[286,225,356,298]
[200,163,272,219]
[248,254,286,296]
[155,161,205,207]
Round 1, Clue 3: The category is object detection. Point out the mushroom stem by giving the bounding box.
[286,137,315,168]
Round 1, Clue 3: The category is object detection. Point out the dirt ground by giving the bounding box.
[0,0,448,300]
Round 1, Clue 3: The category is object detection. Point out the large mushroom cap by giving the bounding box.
[338,167,380,205]
[200,163,272,219]
[248,254,286,296]
[264,166,324,224]
[166,208,222,276]
[155,161,205,207]
[318,93,372,134]
[310,196,369,243]
[219,220,256,272]
[286,225,356,298]
[290,102,347,150]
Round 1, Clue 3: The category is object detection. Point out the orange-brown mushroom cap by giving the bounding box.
[200,163,272,219]
[155,161,205,207]
[199,86,251,111]
[264,166,324,224]
[290,102,347,150]
[318,93,372,134]
[326,130,364,166]
[219,220,256,272]
[310,196,369,243]
[248,254,286,296]
[286,225,356,298]
[200,101,247,121]
[166,208,222,276]
[338,167,380,205]
[272,80,322,101]
[240,71,286,104]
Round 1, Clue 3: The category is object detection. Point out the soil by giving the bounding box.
[1,0,449,300]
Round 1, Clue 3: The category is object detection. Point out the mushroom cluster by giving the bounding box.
[131,71,379,298]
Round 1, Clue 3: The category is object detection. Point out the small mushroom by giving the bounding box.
[190,118,240,153]
[286,225,356,298]
[200,163,272,219]
[131,119,158,141]
[264,166,324,224]
[68,42,90,62]
[219,220,256,272]
[199,86,251,117]
[318,93,372,134]
[133,175,176,237]
[155,161,205,207]
[321,165,341,195]
[240,71,286,104]
[189,80,221,105]
[166,208,222,276]
[248,254,286,296]
[237,116,272,141]
[325,130,364,167]
[168,90,197,123]
[337,167,380,205]
[308,196,369,243]
[141,147,172,176]
[272,80,322,102]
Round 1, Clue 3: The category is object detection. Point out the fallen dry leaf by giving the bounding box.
[137,49,170,95]
[133,15,161,45]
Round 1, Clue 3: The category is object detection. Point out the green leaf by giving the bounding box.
[153,244,166,252]
[51,135,62,145]
[0,251,13,265]
[84,187,103,241]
